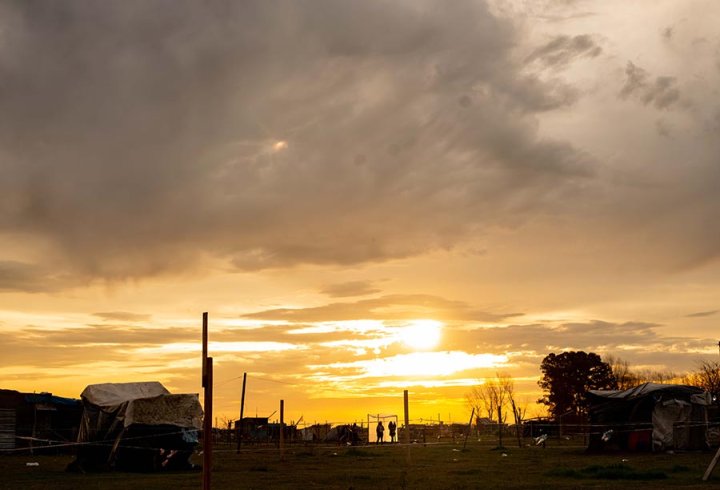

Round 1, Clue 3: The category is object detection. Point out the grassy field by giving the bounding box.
[2,438,719,489]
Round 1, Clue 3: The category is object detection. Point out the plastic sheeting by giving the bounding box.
[81,381,170,408]
[72,382,203,471]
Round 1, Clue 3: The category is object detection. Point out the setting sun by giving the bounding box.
[398,319,442,350]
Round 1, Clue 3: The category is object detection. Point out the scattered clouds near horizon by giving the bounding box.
[242,294,523,323]
[685,310,719,318]
[1,315,716,398]
[92,311,152,322]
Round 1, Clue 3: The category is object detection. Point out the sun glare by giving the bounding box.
[398,319,442,350]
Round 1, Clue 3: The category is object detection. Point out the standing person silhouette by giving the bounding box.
[376,421,385,444]
[388,420,396,443]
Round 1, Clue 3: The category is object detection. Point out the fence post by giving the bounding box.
[280,399,285,460]
[203,357,213,490]
[404,390,410,464]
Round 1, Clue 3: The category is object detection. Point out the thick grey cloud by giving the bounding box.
[0,260,75,292]
[619,62,680,109]
[526,34,602,68]
[0,0,592,282]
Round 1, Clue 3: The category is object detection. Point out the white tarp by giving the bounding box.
[80,381,202,429]
[652,399,692,450]
[81,382,170,408]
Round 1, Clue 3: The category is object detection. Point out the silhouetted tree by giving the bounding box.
[538,351,617,418]
[604,354,682,388]
[604,354,636,390]
[683,360,720,402]
[467,373,517,448]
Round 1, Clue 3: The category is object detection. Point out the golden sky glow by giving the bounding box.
[2,0,720,426]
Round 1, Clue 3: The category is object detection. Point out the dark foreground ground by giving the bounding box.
[2,439,719,489]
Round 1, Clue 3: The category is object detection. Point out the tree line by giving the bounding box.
[467,350,720,446]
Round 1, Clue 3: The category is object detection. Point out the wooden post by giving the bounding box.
[279,400,285,460]
[236,372,247,453]
[403,390,410,464]
[497,405,503,448]
[704,445,720,481]
[203,357,213,490]
[463,408,475,450]
[511,399,522,448]
[202,312,208,388]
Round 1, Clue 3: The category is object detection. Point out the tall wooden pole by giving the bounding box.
[203,357,213,490]
[202,312,208,388]
[236,372,247,453]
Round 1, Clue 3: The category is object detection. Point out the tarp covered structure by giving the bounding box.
[70,381,203,471]
[586,383,710,452]
[0,389,81,452]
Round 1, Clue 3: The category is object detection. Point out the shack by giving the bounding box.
[0,389,81,452]
[70,381,203,471]
[586,383,710,452]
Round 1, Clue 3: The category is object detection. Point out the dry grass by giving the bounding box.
[1,438,717,489]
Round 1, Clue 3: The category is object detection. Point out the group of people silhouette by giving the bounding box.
[375,420,397,444]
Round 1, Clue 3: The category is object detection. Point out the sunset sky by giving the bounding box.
[2,0,720,427]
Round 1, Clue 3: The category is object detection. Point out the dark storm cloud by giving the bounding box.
[0,260,74,292]
[0,0,592,282]
[619,62,680,109]
[526,34,602,68]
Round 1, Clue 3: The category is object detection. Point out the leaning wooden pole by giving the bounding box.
[463,407,475,450]
[236,372,247,453]
[703,445,720,481]
[203,357,214,490]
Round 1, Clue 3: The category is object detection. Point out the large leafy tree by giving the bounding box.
[538,351,617,417]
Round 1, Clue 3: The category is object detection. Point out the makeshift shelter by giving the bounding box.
[0,389,82,452]
[235,417,269,444]
[586,383,710,452]
[70,382,203,472]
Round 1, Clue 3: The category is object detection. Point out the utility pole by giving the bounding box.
[237,372,247,453]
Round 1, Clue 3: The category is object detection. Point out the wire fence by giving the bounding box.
[4,420,720,456]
